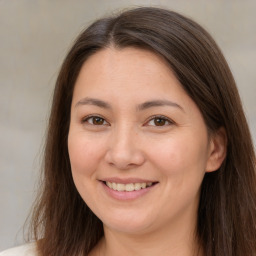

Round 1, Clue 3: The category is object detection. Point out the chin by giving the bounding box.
[101,212,155,235]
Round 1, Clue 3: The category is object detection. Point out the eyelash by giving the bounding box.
[81,115,108,126]
[81,115,174,127]
[145,115,174,127]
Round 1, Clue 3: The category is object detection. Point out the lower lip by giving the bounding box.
[101,182,156,200]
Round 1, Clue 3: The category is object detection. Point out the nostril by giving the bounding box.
[104,148,146,170]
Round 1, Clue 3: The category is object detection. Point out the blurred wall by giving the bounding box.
[0,0,255,251]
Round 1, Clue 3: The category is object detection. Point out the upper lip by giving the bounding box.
[101,177,158,184]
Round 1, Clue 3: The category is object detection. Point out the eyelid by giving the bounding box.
[144,115,175,126]
[81,114,110,126]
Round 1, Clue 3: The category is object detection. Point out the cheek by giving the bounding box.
[147,132,209,178]
[146,134,208,215]
[68,133,106,208]
[68,133,105,177]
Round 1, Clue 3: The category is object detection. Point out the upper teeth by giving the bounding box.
[106,182,153,192]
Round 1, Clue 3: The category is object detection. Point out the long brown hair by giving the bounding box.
[29,7,256,256]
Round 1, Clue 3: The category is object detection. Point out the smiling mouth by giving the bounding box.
[103,181,157,192]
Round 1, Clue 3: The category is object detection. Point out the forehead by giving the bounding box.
[83,46,171,74]
[73,46,184,96]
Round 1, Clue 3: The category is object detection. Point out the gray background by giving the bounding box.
[0,0,255,251]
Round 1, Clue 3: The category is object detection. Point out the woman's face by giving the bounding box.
[68,47,216,235]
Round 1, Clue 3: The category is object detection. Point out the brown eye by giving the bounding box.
[92,117,105,125]
[154,118,168,126]
[83,116,108,125]
[147,116,172,127]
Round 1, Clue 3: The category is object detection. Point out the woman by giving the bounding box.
[1,7,256,256]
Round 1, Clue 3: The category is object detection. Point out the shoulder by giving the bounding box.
[0,243,37,256]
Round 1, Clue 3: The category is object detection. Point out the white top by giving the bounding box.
[0,243,37,256]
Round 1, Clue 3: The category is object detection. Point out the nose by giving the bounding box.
[104,126,145,170]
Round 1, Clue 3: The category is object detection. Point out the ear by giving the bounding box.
[206,127,227,173]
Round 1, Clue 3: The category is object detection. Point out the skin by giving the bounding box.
[68,47,226,256]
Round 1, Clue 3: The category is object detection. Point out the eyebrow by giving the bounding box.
[75,97,111,109]
[75,97,184,112]
[137,99,184,112]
